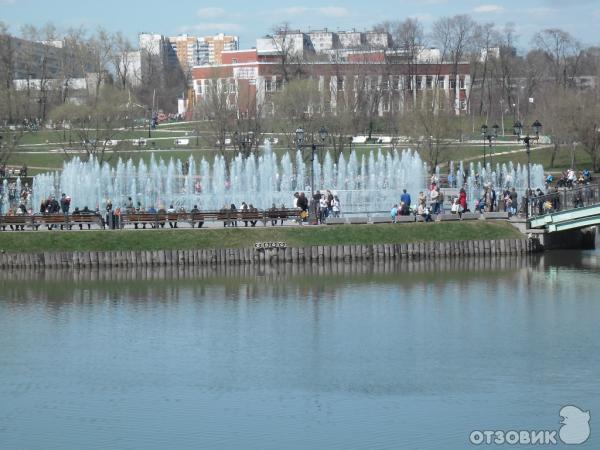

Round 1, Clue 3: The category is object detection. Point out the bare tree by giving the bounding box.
[56,26,89,105]
[0,125,24,166]
[268,23,309,83]
[19,23,60,122]
[0,22,17,123]
[50,85,135,163]
[112,32,136,89]
[432,15,478,115]
[86,28,114,105]
[194,74,237,156]
[533,29,582,89]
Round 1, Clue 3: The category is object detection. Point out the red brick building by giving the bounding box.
[189,50,471,118]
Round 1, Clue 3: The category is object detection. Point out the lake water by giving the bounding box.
[1,252,599,449]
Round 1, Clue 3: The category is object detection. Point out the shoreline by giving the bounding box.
[0,238,541,269]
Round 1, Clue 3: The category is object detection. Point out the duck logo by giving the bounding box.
[559,405,591,445]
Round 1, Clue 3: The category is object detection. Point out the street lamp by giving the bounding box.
[295,126,328,222]
[295,127,305,147]
[480,124,499,166]
[514,120,542,225]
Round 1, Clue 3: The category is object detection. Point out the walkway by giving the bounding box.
[529,183,600,232]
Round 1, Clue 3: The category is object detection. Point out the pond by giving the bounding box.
[1,252,599,449]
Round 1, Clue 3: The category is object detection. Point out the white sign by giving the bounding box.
[469,405,590,446]
[233,67,258,80]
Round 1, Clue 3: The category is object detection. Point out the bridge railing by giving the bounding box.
[528,182,600,218]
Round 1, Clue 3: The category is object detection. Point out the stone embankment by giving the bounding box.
[0,238,541,269]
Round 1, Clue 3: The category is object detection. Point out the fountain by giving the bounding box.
[27,142,546,215]
[31,143,426,213]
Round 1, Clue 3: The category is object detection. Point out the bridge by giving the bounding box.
[529,183,600,232]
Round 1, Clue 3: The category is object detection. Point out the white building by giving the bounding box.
[138,33,165,56]
[118,50,143,86]
[364,31,390,49]
[307,29,338,52]
[337,30,363,49]
[257,31,314,57]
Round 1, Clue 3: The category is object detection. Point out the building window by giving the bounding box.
[392,76,400,90]
[438,78,445,90]
[337,77,344,92]
[426,76,433,89]
[265,79,273,92]
[382,97,390,112]
[416,78,424,90]
[232,58,238,64]
[450,78,456,89]
[459,77,466,89]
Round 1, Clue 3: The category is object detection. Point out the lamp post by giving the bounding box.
[295,126,328,223]
[234,131,252,157]
[514,120,542,225]
[481,124,499,167]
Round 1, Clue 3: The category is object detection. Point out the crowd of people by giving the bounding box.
[2,166,597,231]
[550,168,593,189]
[0,164,28,179]
[291,190,341,225]
[389,180,523,223]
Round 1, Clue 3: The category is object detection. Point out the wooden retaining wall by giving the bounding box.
[0,238,542,269]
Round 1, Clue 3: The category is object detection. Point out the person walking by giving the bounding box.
[390,204,399,223]
[437,187,444,214]
[430,187,440,215]
[509,188,518,215]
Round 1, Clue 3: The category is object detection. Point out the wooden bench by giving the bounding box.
[33,214,69,229]
[120,213,167,229]
[264,208,299,225]
[69,214,103,229]
[0,215,33,230]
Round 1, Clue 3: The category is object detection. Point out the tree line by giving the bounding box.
[1,17,599,170]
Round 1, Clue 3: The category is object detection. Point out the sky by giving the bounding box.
[1,0,599,51]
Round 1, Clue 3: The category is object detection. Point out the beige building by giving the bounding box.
[203,34,239,65]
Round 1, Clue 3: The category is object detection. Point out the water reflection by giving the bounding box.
[1,256,542,310]
[1,252,599,450]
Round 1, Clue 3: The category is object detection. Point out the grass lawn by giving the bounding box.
[8,136,593,177]
[489,146,594,172]
[0,221,523,253]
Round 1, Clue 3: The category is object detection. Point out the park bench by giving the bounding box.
[68,214,103,229]
[265,208,299,225]
[0,215,33,231]
[460,213,481,221]
[120,213,167,229]
[372,216,393,224]
[33,214,69,229]
[437,214,460,222]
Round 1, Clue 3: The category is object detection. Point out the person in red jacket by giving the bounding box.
[459,188,468,212]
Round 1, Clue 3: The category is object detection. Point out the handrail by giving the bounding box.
[527,182,600,218]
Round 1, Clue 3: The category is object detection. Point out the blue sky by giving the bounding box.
[1,0,599,50]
